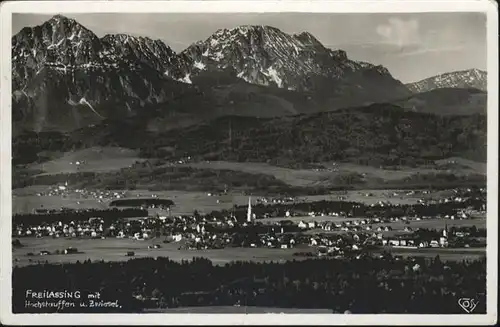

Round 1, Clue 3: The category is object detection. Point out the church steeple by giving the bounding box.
[443,223,448,238]
[247,196,252,223]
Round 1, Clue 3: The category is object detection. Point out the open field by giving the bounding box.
[12,188,250,215]
[295,189,456,205]
[381,246,486,262]
[371,217,486,229]
[13,235,485,268]
[30,147,144,175]
[12,238,311,267]
[434,157,487,173]
[185,160,485,188]
[259,216,486,229]
[12,186,462,215]
[13,188,109,214]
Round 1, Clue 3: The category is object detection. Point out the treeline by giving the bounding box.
[109,198,174,207]
[12,255,486,314]
[12,165,322,196]
[13,104,486,168]
[12,130,78,165]
[13,208,147,225]
[140,104,487,167]
[231,198,485,220]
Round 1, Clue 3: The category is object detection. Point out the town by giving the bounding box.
[12,184,486,265]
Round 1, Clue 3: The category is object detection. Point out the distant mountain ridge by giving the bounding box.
[11,15,488,135]
[405,69,487,93]
[167,25,407,94]
[12,14,415,132]
[12,14,198,132]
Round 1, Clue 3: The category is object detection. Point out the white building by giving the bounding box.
[247,197,253,223]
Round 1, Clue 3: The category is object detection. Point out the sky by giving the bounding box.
[12,12,487,83]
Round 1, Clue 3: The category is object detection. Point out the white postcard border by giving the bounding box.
[0,1,498,325]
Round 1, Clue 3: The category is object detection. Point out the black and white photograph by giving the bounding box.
[0,0,498,325]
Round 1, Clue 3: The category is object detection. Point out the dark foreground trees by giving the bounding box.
[13,255,486,314]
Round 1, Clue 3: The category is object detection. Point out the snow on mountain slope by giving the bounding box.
[12,15,412,132]
[406,69,487,93]
[165,25,409,98]
[12,15,196,132]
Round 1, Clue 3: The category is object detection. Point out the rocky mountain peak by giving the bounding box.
[406,68,487,93]
[166,23,406,95]
[12,14,104,90]
[12,16,414,133]
[293,31,325,49]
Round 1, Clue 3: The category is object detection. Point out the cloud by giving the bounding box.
[393,45,465,57]
[376,18,421,48]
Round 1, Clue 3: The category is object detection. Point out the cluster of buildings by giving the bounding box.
[15,186,486,257]
[34,183,129,205]
[14,217,107,238]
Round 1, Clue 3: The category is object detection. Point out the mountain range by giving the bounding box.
[405,69,487,93]
[12,14,487,134]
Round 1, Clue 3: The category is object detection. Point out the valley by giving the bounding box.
[9,13,490,316]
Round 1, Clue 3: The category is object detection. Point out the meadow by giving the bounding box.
[186,159,485,188]
[13,230,485,268]
[12,237,311,267]
[31,147,145,175]
[12,187,462,216]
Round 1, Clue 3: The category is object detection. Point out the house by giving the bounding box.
[308,221,317,229]
[324,223,334,231]
[298,221,308,229]
[430,240,440,248]
[64,247,78,254]
[419,241,429,248]
[388,239,400,246]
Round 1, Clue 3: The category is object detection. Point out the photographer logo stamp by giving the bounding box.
[458,298,478,313]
